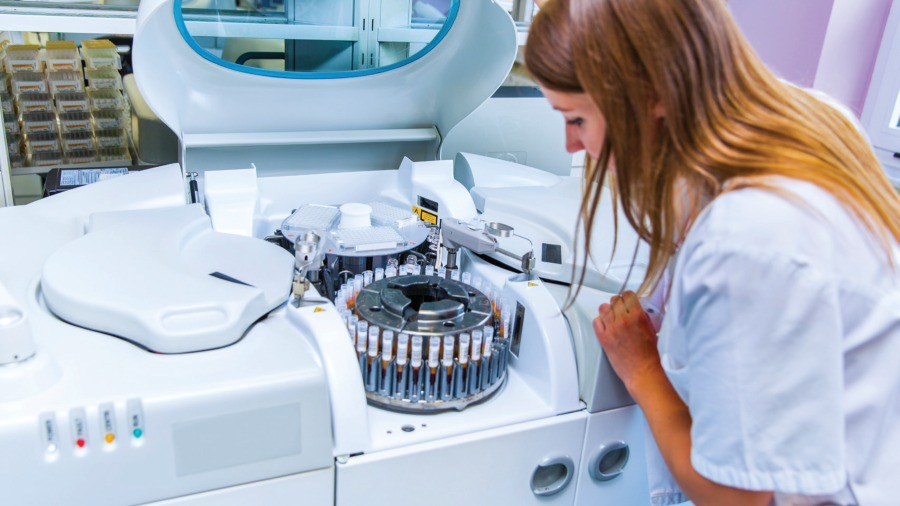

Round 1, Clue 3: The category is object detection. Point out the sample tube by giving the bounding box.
[348,323,356,343]
[412,264,421,276]
[354,275,363,296]
[462,272,472,285]
[442,335,455,389]
[411,335,423,397]
[386,267,397,278]
[396,333,409,393]
[406,254,418,266]
[382,330,394,387]
[491,287,500,321]
[375,267,385,282]
[387,258,399,270]
[399,264,409,276]
[438,266,447,279]
[472,330,483,363]
[363,270,373,286]
[428,336,441,393]
[349,315,359,328]
[458,333,470,369]
[425,265,435,276]
[341,310,351,327]
[367,326,380,367]
[357,321,369,351]
[501,311,511,339]
[483,330,494,359]
[451,270,460,281]
[473,275,483,292]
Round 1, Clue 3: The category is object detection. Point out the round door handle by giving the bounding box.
[531,454,575,497]
[588,440,630,482]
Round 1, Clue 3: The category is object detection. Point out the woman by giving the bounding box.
[525,1,900,505]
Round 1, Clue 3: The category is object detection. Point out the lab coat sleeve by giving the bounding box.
[677,243,847,495]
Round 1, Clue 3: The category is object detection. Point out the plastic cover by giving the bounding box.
[281,204,340,240]
[329,226,406,253]
[366,200,419,228]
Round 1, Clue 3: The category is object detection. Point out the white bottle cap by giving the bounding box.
[412,265,421,276]
[411,336,423,367]
[458,333,470,365]
[382,331,394,362]
[363,270,373,286]
[399,264,408,276]
[462,272,472,285]
[348,324,356,342]
[428,336,441,368]
[397,333,410,366]
[375,268,384,281]
[450,270,460,281]
[386,267,397,278]
[425,265,435,276]
[339,203,372,229]
[442,336,454,368]
[438,267,446,278]
[368,327,380,357]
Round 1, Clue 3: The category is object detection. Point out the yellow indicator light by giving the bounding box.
[105,434,115,443]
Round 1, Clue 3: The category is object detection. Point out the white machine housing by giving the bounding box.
[0,0,653,505]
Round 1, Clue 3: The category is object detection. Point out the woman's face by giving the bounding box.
[541,87,607,160]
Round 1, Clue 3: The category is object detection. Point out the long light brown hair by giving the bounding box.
[526,0,900,298]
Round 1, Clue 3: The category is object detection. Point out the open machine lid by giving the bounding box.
[132,0,517,154]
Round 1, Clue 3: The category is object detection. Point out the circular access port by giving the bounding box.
[401,424,415,433]
[588,441,630,482]
[531,455,574,497]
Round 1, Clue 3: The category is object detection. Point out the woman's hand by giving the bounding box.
[595,291,774,506]
[593,290,663,394]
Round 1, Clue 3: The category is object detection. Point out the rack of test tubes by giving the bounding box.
[0,39,131,169]
[336,256,515,413]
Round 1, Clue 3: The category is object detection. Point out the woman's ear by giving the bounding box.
[653,101,665,119]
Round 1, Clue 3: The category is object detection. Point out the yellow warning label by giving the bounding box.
[314,307,326,313]
[528,282,538,287]
[412,206,438,225]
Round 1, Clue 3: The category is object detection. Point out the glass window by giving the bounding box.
[179,0,457,75]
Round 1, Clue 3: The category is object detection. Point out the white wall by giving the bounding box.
[730,0,893,117]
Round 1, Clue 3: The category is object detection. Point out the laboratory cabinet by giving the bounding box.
[336,411,588,505]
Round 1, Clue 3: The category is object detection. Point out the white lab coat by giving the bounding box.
[645,178,900,506]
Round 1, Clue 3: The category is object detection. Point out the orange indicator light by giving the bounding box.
[105,434,115,443]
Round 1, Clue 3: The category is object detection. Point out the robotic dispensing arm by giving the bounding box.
[292,231,326,300]
[441,219,536,275]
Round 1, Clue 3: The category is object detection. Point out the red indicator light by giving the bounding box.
[76,439,85,448]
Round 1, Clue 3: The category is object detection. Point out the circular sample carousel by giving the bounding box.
[354,275,510,413]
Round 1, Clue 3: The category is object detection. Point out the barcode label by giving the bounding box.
[60,168,128,186]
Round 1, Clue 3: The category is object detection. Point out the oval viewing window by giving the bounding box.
[176,0,458,78]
